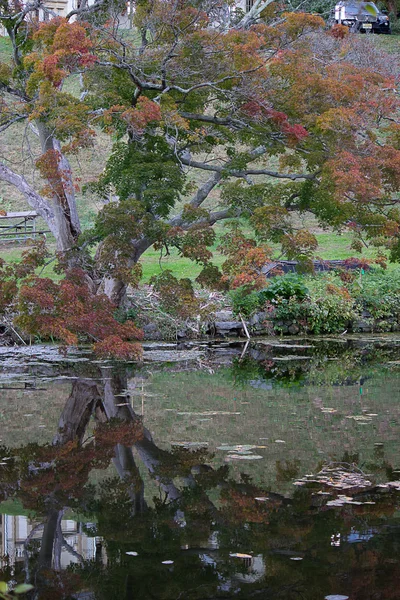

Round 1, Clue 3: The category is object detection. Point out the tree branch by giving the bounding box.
[180,155,315,180]
[180,112,250,130]
[188,171,223,209]
[0,162,57,235]
[236,0,275,29]
[0,115,27,134]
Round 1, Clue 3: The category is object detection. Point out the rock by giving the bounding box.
[214,310,234,321]
[352,320,372,333]
[288,323,300,335]
[177,328,189,339]
[143,323,162,340]
[214,321,242,331]
[143,322,158,333]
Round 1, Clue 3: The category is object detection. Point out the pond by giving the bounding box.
[0,335,400,599]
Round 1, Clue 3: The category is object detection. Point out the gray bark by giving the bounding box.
[37,123,81,252]
[236,0,275,28]
[0,163,57,235]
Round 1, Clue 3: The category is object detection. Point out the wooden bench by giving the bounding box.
[0,211,50,243]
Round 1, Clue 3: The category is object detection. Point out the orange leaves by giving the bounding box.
[14,267,143,359]
[121,97,162,134]
[101,98,162,136]
[276,12,325,40]
[330,23,350,39]
[218,224,273,290]
[326,146,400,204]
[26,19,95,89]
[94,419,144,448]
[52,21,94,57]
[93,336,143,361]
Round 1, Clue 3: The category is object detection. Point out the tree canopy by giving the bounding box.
[0,0,400,348]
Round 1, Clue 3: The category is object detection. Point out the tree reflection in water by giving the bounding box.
[0,366,399,600]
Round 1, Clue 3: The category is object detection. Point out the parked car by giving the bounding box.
[329,1,391,33]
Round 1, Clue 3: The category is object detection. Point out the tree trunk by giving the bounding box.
[96,236,154,306]
[37,123,81,253]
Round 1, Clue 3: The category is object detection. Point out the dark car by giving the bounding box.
[330,1,391,33]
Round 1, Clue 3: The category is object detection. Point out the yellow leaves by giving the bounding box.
[25,19,95,93]
[160,95,189,131]
[316,107,360,135]
[276,12,325,40]
[0,62,12,85]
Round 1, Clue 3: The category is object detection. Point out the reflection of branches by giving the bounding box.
[23,522,45,583]
[61,538,84,565]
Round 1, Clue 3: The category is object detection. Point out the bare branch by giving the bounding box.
[0,115,27,134]
[236,0,275,29]
[179,155,315,181]
[0,162,57,235]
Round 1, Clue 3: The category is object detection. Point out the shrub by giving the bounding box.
[306,293,356,334]
[150,270,199,318]
[259,273,309,303]
[350,269,400,321]
[271,274,356,334]
[229,286,261,318]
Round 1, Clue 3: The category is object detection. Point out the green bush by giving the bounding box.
[229,286,261,318]
[259,274,309,303]
[351,269,400,321]
[306,294,356,334]
[272,274,356,334]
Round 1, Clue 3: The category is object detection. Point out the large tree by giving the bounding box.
[1,0,400,306]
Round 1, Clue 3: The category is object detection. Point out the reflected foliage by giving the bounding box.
[0,353,400,599]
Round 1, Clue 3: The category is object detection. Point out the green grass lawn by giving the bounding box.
[0,35,12,62]
[0,223,392,284]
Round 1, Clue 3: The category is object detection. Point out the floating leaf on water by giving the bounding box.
[126,551,138,556]
[229,553,252,559]
[162,560,174,564]
[177,411,240,416]
[171,442,209,448]
[225,454,263,461]
[217,444,256,452]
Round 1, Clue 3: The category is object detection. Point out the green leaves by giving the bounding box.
[92,136,185,218]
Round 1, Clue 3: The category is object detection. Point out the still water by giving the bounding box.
[0,336,400,599]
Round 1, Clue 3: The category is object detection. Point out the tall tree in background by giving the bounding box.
[0,0,400,307]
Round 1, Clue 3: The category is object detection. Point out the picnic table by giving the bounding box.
[0,211,49,242]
